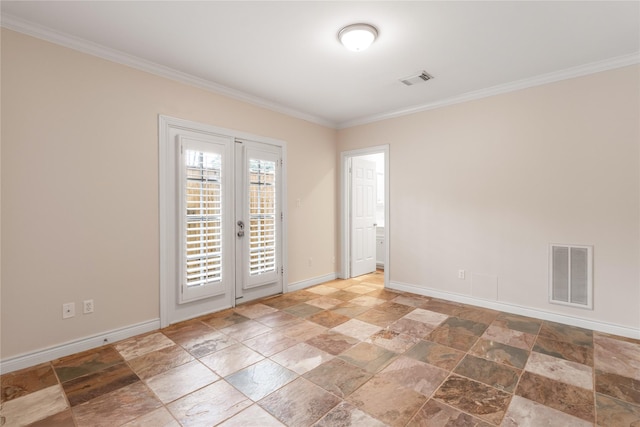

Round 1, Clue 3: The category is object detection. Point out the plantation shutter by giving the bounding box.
[241,146,281,288]
[249,158,277,276]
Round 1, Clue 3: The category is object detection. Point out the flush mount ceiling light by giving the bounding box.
[338,23,378,52]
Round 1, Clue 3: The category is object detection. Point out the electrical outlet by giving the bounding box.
[83,299,94,314]
[62,302,75,319]
[458,269,466,280]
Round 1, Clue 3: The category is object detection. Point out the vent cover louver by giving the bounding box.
[400,71,433,86]
[549,244,593,309]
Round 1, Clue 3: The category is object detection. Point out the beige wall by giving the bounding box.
[339,65,640,331]
[2,27,639,362]
[1,29,337,359]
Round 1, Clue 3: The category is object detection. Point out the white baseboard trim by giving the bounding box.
[1,273,337,374]
[389,281,640,340]
[288,272,338,292]
[0,319,160,374]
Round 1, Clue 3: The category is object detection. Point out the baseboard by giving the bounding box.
[1,272,338,374]
[0,319,160,374]
[288,272,338,292]
[389,281,640,340]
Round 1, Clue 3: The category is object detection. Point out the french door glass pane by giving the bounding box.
[185,150,223,287]
[248,158,277,276]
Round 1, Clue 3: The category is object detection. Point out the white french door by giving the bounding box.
[159,116,286,326]
[350,157,377,277]
[235,140,283,303]
[178,135,234,304]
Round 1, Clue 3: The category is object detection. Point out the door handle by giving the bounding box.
[237,230,244,237]
[237,220,244,237]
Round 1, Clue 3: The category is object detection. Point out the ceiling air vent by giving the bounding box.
[400,71,433,86]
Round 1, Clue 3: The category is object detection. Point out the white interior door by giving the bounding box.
[351,157,377,277]
[235,140,283,303]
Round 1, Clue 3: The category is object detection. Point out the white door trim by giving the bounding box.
[340,145,389,287]
[159,115,288,328]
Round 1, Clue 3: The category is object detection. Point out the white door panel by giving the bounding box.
[351,158,377,277]
[161,124,235,325]
[178,136,233,303]
[235,140,283,303]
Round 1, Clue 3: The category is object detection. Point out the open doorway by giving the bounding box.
[340,145,389,287]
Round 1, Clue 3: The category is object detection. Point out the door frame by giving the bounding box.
[159,115,288,328]
[340,145,389,287]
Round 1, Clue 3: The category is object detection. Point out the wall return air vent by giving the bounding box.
[549,244,593,309]
[400,71,433,86]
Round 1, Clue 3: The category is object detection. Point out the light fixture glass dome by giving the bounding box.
[338,23,378,52]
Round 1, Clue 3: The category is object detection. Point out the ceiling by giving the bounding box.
[2,1,639,128]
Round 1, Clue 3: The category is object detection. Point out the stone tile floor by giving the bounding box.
[1,271,639,426]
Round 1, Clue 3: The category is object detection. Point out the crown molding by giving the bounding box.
[338,52,640,129]
[1,14,337,129]
[3,14,637,131]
